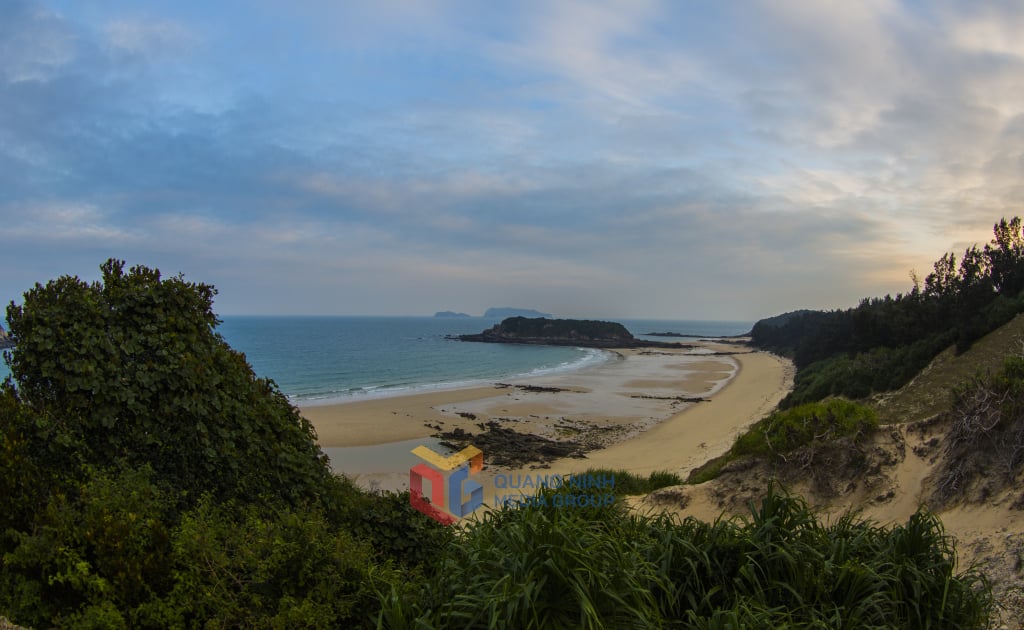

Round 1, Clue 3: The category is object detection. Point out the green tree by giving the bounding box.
[3,259,335,509]
[986,216,1024,295]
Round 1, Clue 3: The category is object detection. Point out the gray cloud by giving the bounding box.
[2,1,1023,321]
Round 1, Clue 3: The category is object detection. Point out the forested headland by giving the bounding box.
[751,217,1024,408]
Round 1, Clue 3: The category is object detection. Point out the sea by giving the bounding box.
[0,317,752,403]
[215,317,751,405]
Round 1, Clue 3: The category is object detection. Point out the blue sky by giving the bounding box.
[2,0,1022,320]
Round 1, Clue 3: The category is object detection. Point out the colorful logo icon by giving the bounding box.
[409,444,484,525]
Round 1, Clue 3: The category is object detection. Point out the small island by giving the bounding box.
[455,316,690,349]
[434,311,472,318]
[484,307,554,319]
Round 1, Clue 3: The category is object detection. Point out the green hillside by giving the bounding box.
[751,217,1024,408]
[872,313,1024,424]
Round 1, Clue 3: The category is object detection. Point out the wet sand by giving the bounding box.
[301,341,793,493]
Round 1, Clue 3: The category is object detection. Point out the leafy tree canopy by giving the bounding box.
[3,259,334,509]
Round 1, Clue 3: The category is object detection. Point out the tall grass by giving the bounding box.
[567,468,685,496]
[377,485,992,628]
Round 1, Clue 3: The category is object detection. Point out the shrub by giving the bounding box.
[0,466,176,628]
[335,480,455,569]
[933,355,1024,504]
[4,259,336,511]
[166,498,381,628]
[378,486,992,628]
[733,399,878,459]
[555,468,684,497]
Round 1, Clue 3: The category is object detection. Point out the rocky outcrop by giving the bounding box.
[0,326,13,349]
[454,317,691,349]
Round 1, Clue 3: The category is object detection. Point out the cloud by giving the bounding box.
[2,0,1024,319]
[0,1,77,83]
[103,17,196,60]
[488,0,700,119]
[2,201,137,242]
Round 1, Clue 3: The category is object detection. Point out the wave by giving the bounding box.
[293,347,618,407]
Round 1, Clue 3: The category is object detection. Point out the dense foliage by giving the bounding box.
[382,486,991,628]
[492,316,633,340]
[4,259,335,510]
[0,260,993,627]
[752,218,1024,407]
[732,398,878,459]
[0,260,449,627]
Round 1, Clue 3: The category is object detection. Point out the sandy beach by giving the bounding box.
[303,340,793,494]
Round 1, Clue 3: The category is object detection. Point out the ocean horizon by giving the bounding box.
[216,316,752,405]
[0,317,752,404]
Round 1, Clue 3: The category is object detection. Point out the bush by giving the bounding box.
[0,466,394,628]
[733,399,878,459]
[4,259,336,511]
[933,355,1024,504]
[167,498,381,628]
[334,479,455,569]
[0,466,176,628]
[378,486,992,628]
[384,491,660,628]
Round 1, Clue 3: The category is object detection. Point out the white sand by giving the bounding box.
[301,342,793,495]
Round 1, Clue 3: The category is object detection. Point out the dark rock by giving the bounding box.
[434,423,589,468]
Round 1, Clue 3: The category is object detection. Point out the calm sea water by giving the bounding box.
[216,317,751,404]
[0,317,751,402]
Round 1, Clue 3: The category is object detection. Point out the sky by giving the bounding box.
[1,0,1022,321]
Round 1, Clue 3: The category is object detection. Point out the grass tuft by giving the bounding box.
[378,484,992,628]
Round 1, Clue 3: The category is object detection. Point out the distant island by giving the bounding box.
[455,316,690,349]
[484,307,553,319]
[0,326,13,349]
[433,307,554,318]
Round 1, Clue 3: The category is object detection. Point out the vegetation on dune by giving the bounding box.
[752,217,1024,408]
[732,399,879,459]
[565,468,685,496]
[932,355,1024,506]
[688,399,878,485]
[0,260,995,627]
[381,485,991,628]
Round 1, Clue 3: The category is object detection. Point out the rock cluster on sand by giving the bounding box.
[435,422,589,468]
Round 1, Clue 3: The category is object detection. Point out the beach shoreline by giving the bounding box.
[302,340,793,492]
